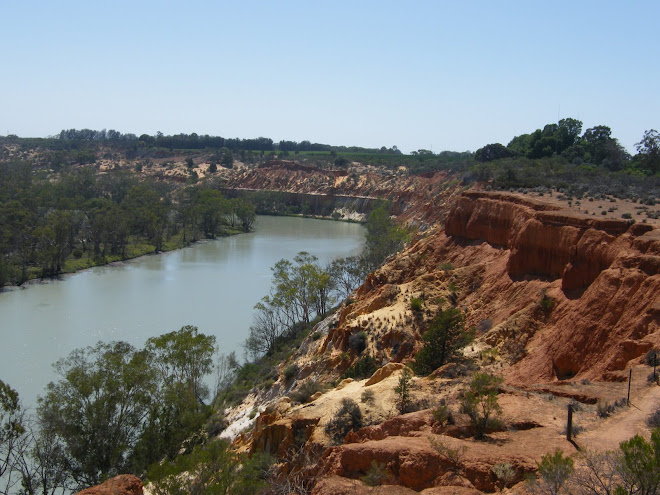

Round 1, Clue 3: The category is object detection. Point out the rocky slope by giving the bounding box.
[232,187,659,493]
[444,191,660,384]
[220,160,463,226]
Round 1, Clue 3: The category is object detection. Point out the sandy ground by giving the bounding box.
[581,382,660,451]
[510,190,660,227]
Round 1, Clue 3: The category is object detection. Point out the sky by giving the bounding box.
[1,1,659,154]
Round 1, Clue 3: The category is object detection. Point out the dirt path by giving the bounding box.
[580,384,660,451]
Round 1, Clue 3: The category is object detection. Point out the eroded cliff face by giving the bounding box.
[221,161,462,226]
[246,189,659,492]
[442,191,660,384]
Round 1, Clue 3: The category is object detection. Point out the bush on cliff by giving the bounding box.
[459,372,503,440]
[412,308,473,375]
[325,398,364,443]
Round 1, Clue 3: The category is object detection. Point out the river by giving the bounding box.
[0,216,365,407]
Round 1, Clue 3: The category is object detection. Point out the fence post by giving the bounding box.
[627,369,632,405]
[566,404,573,442]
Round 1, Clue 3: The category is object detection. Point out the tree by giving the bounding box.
[148,440,271,495]
[558,118,583,145]
[394,368,414,414]
[197,189,229,239]
[221,149,234,168]
[145,325,216,404]
[130,381,209,471]
[507,118,583,159]
[269,252,332,326]
[328,256,367,301]
[37,342,158,487]
[412,308,473,375]
[1,380,25,495]
[581,126,629,169]
[635,129,660,175]
[459,372,503,440]
[362,204,408,271]
[234,198,256,232]
[177,187,202,244]
[616,430,660,495]
[245,300,282,358]
[246,253,336,359]
[11,417,73,495]
[475,143,517,162]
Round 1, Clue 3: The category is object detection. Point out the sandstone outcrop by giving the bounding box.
[445,191,660,383]
[248,406,320,457]
[320,190,659,385]
[222,163,463,226]
[444,191,647,290]
[75,475,143,495]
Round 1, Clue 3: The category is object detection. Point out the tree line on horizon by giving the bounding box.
[28,129,401,156]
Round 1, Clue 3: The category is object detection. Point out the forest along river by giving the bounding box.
[0,216,365,407]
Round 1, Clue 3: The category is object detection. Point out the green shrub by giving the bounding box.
[492,462,516,489]
[647,405,660,428]
[532,450,574,495]
[348,331,367,354]
[361,389,376,405]
[283,364,298,382]
[147,440,272,495]
[617,430,660,494]
[432,403,454,426]
[410,297,423,312]
[325,398,364,443]
[289,380,321,404]
[539,289,555,312]
[562,422,585,437]
[206,414,229,438]
[459,372,503,440]
[597,401,616,418]
[344,354,377,380]
[361,460,390,486]
[412,308,473,375]
[428,436,466,468]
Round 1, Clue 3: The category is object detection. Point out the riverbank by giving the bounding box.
[5,226,246,290]
[257,209,365,223]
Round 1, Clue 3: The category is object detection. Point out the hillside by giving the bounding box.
[210,175,660,493]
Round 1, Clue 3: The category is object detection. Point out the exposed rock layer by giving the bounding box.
[75,475,143,495]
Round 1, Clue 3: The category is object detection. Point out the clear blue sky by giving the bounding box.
[1,1,658,154]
